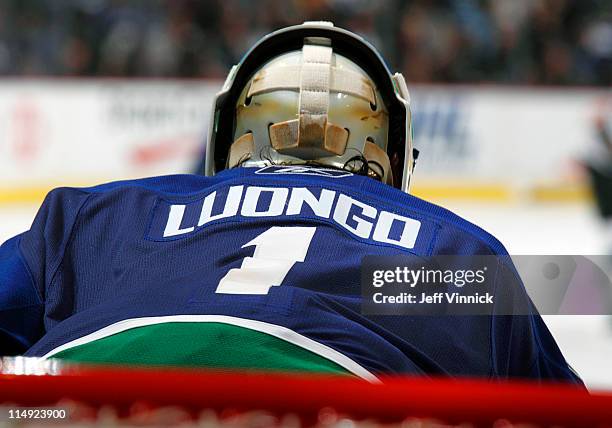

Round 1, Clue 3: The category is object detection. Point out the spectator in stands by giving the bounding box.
[0,0,609,86]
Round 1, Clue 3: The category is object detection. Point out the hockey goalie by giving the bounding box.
[0,22,582,384]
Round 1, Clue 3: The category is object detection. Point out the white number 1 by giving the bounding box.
[215,227,317,295]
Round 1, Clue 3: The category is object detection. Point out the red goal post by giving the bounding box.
[1,359,611,427]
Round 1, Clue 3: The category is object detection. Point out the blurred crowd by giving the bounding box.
[0,0,610,85]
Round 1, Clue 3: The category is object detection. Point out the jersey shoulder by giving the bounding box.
[350,174,510,256]
[24,173,221,249]
[75,174,217,196]
[403,193,509,256]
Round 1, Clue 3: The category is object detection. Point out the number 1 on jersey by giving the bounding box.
[216,227,317,295]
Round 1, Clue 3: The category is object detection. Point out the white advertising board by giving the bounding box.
[0,79,217,188]
[0,79,609,199]
[411,85,610,188]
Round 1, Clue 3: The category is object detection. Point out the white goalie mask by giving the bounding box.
[205,22,416,192]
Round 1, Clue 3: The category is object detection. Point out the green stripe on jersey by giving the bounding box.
[53,322,352,375]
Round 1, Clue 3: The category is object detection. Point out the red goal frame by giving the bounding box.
[2,365,612,427]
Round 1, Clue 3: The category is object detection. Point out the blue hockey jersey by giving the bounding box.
[0,166,582,383]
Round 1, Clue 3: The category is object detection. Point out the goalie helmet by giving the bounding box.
[204,21,416,192]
